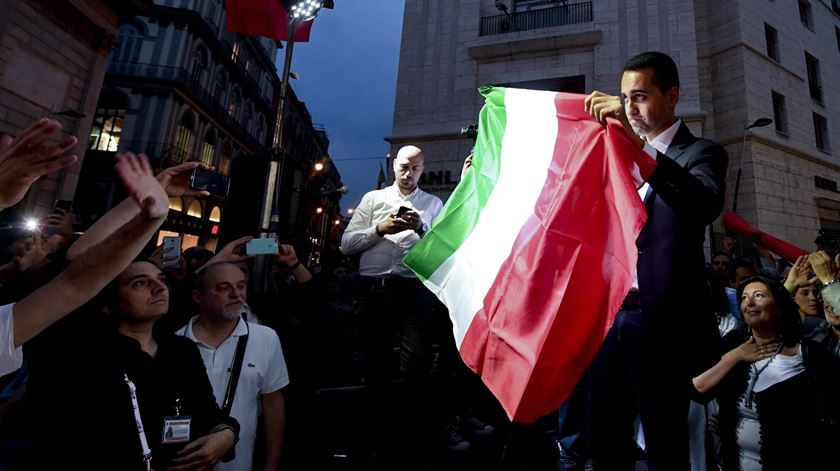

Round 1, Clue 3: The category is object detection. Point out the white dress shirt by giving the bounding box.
[632,119,682,290]
[340,183,443,278]
[0,303,22,376]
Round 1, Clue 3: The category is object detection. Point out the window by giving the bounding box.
[814,113,830,152]
[175,113,195,155]
[836,27,840,53]
[219,141,232,175]
[806,52,822,102]
[114,22,145,63]
[212,70,227,106]
[209,206,222,223]
[190,47,208,84]
[201,130,217,166]
[231,40,240,62]
[168,197,183,211]
[799,0,813,28]
[88,89,128,151]
[187,200,203,218]
[771,91,787,135]
[513,0,559,12]
[765,24,779,61]
[228,87,241,119]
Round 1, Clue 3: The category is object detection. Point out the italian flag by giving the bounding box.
[405,87,655,423]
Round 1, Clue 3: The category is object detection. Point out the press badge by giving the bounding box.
[162,416,191,444]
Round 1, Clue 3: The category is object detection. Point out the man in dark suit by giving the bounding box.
[582,51,727,470]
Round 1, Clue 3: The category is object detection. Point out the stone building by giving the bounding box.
[74,0,336,252]
[0,0,150,216]
[388,0,840,251]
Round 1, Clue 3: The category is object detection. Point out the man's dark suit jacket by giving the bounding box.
[636,121,728,378]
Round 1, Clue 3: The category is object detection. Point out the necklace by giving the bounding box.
[744,341,783,408]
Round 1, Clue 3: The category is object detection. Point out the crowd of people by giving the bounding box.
[1,50,839,471]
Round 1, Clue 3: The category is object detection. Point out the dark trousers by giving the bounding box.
[587,307,689,471]
[358,276,436,457]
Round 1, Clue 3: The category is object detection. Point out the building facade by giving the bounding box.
[0,0,150,216]
[388,0,840,251]
[75,0,338,254]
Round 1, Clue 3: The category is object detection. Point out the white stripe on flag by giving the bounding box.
[425,88,560,347]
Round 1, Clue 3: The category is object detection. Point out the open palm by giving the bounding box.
[115,152,168,219]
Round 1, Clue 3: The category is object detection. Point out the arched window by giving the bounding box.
[209,206,222,222]
[201,129,217,166]
[114,21,145,63]
[256,114,266,142]
[212,69,227,106]
[190,46,209,85]
[219,140,232,175]
[168,197,183,211]
[231,40,241,62]
[187,200,203,218]
[175,112,195,156]
[88,89,129,151]
[228,87,241,120]
[244,102,254,133]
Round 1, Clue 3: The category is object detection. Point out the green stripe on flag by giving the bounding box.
[405,86,507,282]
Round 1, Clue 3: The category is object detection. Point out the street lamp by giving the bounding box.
[732,117,773,213]
[261,0,328,232]
[314,162,324,172]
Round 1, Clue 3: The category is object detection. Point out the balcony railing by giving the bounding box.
[479,2,593,36]
[118,141,200,170]
[107,61,265,153]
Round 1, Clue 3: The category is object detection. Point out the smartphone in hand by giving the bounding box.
[190,168,231,197]
[162,236,182,269]
[245,238,279,255]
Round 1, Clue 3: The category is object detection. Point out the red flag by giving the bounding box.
[225,0,314,42]
[722,212,808,262]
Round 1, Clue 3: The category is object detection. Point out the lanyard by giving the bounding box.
[124,372,153,470]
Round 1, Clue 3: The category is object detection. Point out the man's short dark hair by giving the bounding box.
[727,256,756,283]
[623,51,680,94]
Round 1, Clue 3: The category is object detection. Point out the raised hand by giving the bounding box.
[274,243,299,268]
[201,236,254,270]
[114,152,168,219]
[784,255,817,293]
[807,251,837,284]
[460,153,473,181]
[157,161,211,197]
[0,118,78,210]
[13,236,48,273]
[584,91,644,148]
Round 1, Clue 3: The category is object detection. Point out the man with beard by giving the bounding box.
[177,262,289,471]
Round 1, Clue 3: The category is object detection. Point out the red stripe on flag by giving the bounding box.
[225,0,314,41]
[459,93,651,423]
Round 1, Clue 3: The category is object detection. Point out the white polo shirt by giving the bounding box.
[176,316,289,471]
[0,303,23,377]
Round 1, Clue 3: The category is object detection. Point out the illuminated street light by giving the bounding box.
[347,208,354,215]
[316,207,323,214]
[334,219,340,225]
[314,162,324,171]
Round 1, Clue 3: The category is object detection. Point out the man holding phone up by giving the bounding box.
[340,145,443,462]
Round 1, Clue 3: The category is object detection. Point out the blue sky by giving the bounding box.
[284,0,405,214]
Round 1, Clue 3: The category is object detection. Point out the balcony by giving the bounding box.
[479,2,593,36]
[118,141,199,170]
[106,61,266,152]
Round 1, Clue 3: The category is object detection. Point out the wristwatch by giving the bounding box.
[416,222,429,236]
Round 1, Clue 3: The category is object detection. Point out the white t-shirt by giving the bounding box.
[0,303,23,377]
[177,317,289,471]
